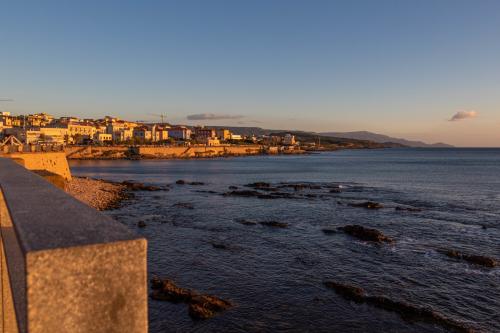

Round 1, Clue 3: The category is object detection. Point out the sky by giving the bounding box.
[1,0,500,147]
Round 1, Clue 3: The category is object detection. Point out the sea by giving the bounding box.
[69,148,500,333]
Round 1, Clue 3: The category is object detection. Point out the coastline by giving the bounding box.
[65,176,169,210]
[65,177,130,210]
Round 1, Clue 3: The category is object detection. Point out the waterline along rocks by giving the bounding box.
[150,276,232,320]
[323,281,474,333]
[65,177,130,210]
[439,249,497,268]
[338,225,394,243]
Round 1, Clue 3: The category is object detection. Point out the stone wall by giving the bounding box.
[8,152,72,181]
[65,146,129,159]
[0,158,147,332]
[133,145,263,158]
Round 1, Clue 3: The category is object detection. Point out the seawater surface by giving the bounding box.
[70,148,500,332]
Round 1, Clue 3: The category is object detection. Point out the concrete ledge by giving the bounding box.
[0,158,147,332]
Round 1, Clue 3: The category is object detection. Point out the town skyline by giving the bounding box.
[2,1,500,147]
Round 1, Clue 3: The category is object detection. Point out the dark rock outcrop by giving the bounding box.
[224,190,261,197]
[278,183,322,191]
[137,221,146,228]
[441,249,497,268]
[211,242,229,250]
[323,281,365,303]
[322,228,338,235]
[228,186,238,190]
[323,280,473,333]
[150,276,232,320]
[395,206,422,212]
[121,181,163,191]
[349,201,384,209]
[235,219,257,226]
[173,202,195,210]
[245,182,271,189]
[176,180,186,185]
[224,189,299,200]
[338,225,393,243]
[259,221,288,228]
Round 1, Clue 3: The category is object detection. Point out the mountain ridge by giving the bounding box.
[319,131,453,148]
[210,126,453,148]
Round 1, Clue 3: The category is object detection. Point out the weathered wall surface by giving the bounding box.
[8,152,72,181]
[65,146,129,159]
[0,158,147,332]
[134,145,263,158]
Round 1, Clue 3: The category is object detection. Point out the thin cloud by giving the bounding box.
[449,110,478,121]
[187,113,245,121]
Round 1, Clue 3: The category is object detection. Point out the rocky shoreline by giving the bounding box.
[65,177,130,210]
[65,177,169,210]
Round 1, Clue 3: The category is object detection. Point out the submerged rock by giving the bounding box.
[150,276,232,320]
[211,242,229,250]
[137,221,147,228]
[259,221,289,228]
[395,206,422,212]
[150,277,193,303]
[224,190,261,197]
[189,295,232,320]
[278,183,322,191]
[228,185,238,190]
[176,180,186,185]
[323,280,473,333]
[235,218,257,226]
[323,281,365,303]
[173,202,195,209]
[223,190,298,200]
[441,249,497,268]
[245,182,271,188]
[121,181,163,191]
[349,201,384,209]
[321,228,338,235]
[338,225,393,243]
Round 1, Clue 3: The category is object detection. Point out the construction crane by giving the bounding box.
[148,113,167,124]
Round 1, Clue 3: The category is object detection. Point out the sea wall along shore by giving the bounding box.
[64,145,285,159]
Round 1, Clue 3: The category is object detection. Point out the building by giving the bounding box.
[40,127,68,144]
[26,113,54,127]
[95,133,112,144]
[168,126,192,140]
[4,128,41,144]
[194,127,216,141]
[283,134,296,146]
[133,126,152,142]
[205,137,220,146]
[229,134,243,140]
[216,129,231,141]
[66,123,97,144]
[152,125,169,142]
[0,112,13,127]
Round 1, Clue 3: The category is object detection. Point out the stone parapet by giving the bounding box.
[0,158,147,333]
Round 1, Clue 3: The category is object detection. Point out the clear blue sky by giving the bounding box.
[2,0,500,146]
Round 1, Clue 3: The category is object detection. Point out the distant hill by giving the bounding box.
[211,126,405,148]
[319,131,453,148]
[211,126,451,148]
[269,130,406,149]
